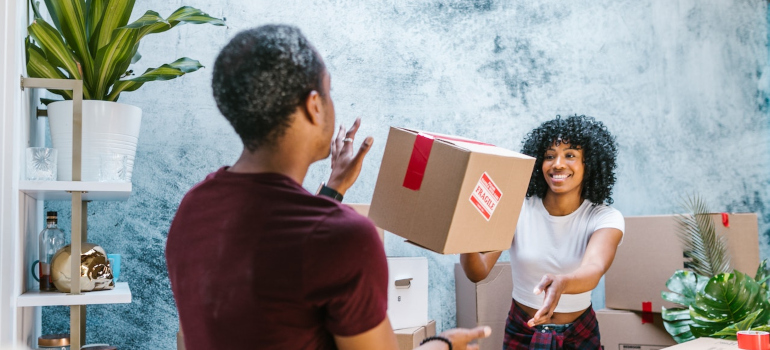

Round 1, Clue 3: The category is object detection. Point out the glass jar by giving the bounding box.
[38,211,66,291]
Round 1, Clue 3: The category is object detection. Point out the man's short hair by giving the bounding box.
[212,25,326,151]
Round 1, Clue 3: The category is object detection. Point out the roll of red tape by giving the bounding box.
[737,330,770,350]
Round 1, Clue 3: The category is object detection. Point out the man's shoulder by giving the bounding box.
[309,204,381,250]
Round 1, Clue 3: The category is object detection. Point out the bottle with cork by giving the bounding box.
[38,211,66,291]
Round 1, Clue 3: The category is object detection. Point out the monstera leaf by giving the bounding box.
[662,270,709,307]
[709,310,768,340]
[661,270,709,343]
[689,271,770,337]
[662,307,697,343]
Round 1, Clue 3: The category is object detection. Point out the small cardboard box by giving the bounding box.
[347,203,385,242]
[395,320,436,350]
[369,127,535,254]
[388,257,429,330]
[660,337,739,349]
[596,309,676,350]
[455,262,512,350]
[605,213,760,313]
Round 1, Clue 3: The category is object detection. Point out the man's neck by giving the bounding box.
[228,144,313,186]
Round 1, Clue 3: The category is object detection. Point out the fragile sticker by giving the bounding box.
[469,172,502,221]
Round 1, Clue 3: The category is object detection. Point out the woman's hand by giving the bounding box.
[527,274,568,327]
[327,118,373,195]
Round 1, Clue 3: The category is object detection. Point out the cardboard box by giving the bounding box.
[369,127,535,254]
[605,213,760,313]
[347,203,385,242]
[395,320,436,350]
[660,337,739,349]
[388,257,429,330]
[455,262,512,350]
[596,309,676,350]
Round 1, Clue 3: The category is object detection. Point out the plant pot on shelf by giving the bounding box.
[47,100,142,182]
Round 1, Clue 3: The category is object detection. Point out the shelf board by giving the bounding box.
[20,181,132,201]
[16,282,132,307]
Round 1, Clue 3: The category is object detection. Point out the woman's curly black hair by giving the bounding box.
[520,114,618,205]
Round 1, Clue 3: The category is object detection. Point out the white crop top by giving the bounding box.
[508,197,625,313]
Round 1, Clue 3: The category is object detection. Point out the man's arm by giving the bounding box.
[335,317,491,350]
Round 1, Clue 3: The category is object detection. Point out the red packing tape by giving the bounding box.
[737,331,770,350]
[641,301,653,324]
[403,133,435,191]
[722,213,730,227]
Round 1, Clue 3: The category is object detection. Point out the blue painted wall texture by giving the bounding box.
[44,0,770,348]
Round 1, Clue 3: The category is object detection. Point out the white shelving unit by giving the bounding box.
[13,77,134,349]
[20,181,132,201]
[17,283,132,307]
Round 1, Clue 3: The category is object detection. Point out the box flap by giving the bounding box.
[395,127,534,159]
[455,263,479,329]
[475,263,513,323]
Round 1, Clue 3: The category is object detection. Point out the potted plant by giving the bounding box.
[661,195,770,343]
[26,0,225,181]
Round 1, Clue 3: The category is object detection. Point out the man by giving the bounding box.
[166,25,490,350]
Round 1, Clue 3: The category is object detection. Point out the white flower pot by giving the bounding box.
[48,100,142,182]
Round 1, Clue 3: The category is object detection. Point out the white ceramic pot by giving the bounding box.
[48,100,142,182]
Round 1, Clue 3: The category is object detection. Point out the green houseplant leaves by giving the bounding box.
[689,271,770,337]
[26,0,225,102]
[661,270,708,343]
[662,267,770,343]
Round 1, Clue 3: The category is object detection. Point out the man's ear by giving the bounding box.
[304,90,322,125]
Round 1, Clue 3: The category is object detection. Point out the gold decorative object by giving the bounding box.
[51,242,114,293]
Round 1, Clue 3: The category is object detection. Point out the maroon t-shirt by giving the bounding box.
[166,168,388,350]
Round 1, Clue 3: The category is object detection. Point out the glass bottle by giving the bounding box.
[38,211,66,291]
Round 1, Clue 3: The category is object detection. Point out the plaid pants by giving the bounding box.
[503,301,601,350]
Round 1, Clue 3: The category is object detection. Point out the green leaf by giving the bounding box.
[121,10,173,40]
[31,1,43,19]
[25,38,73,100]
[85,0,108,40]
[92,27,137,99]
[689,271,770,337]
[676,196,731,277]
[131,51,142,64]
[662,307,696,343]
[105,57,203,101]
[40,98,63,106]
[42,0,93,84]
[710,309,765,340]
[662,270,709,308]
[755,259,770,289]
[28,19,82,80]
[121,7,225,41]
[166,6,225,26]
[88,0,135,55]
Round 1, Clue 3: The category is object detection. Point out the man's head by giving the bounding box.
[212,25,332,153]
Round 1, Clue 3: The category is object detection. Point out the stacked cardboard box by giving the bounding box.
[455,262,512,350]
[395,320,437,350]
[601,213,760,349]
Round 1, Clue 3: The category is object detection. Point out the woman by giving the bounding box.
[461,115,624,349]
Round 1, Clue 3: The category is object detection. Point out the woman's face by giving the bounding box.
[541,141,585,197]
